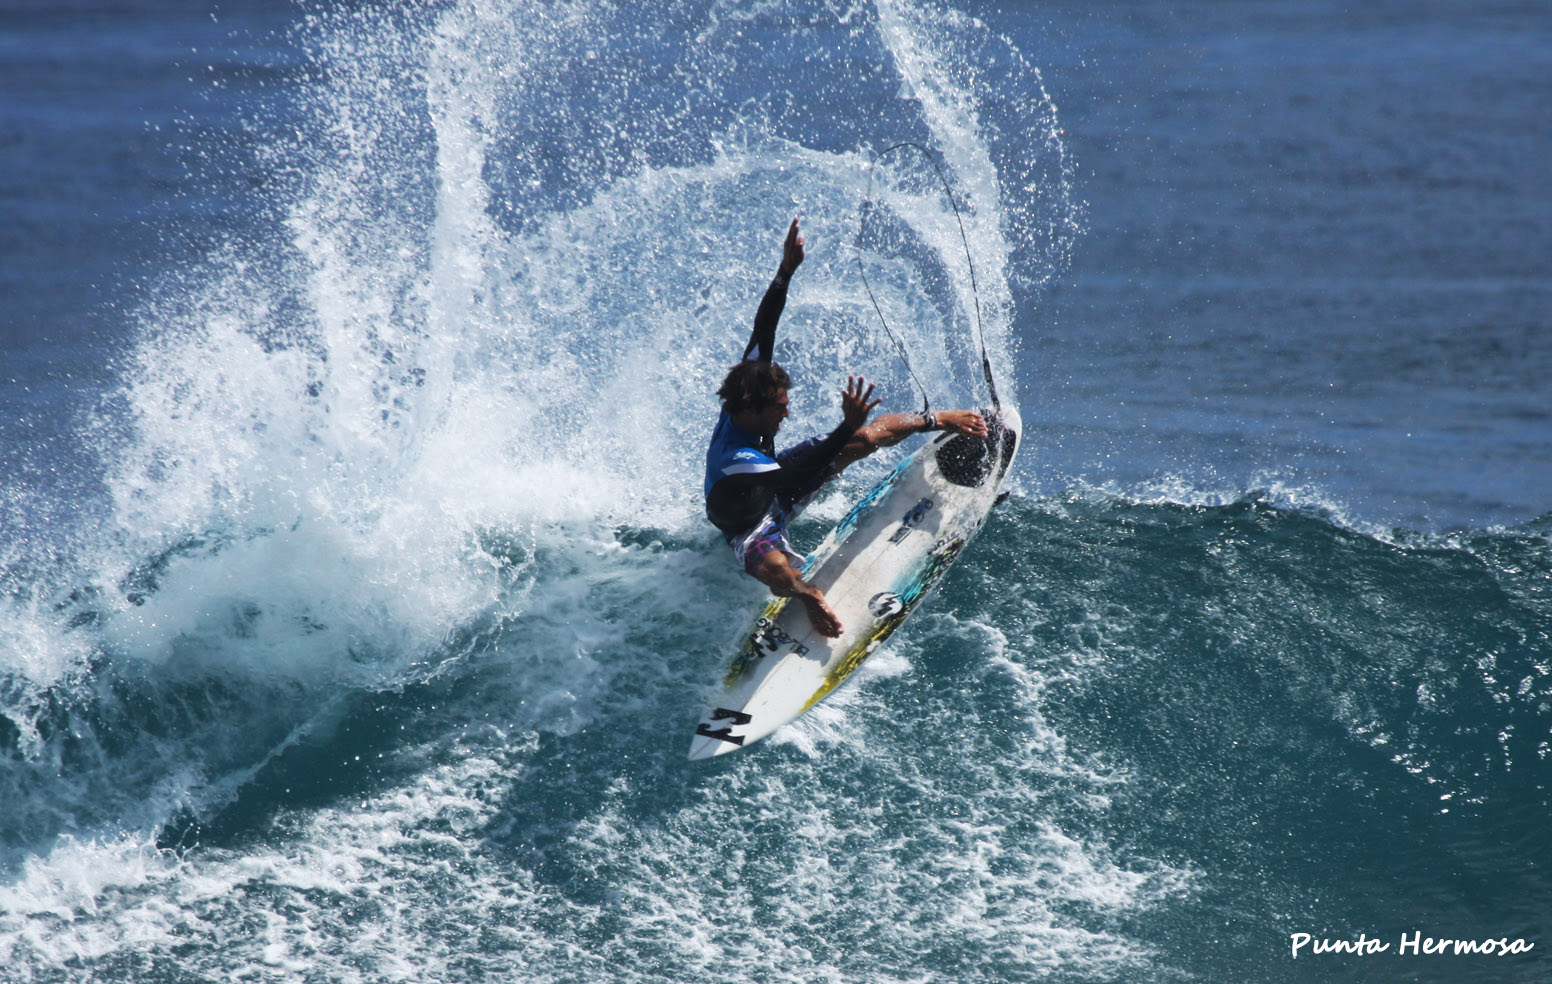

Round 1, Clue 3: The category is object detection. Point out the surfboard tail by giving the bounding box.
[688,706,754,759]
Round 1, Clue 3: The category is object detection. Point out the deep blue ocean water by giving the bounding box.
[2,1,1549,982]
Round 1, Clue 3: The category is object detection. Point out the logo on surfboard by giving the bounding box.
[868,592,905,618]
[752,617,809,658]
[889,497,934,544]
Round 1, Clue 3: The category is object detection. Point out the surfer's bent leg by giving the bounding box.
[733,519,841,638]
[745,547,842,639]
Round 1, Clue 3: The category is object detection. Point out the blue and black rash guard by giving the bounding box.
[703,270,857,540]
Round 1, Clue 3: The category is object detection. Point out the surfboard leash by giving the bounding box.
[854,140,1001,415]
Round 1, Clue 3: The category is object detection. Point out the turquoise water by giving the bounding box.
[3,1,1549,981]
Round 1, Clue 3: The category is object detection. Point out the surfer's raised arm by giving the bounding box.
[742,218,806,362]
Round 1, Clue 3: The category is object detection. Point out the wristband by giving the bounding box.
[919,412,938,432]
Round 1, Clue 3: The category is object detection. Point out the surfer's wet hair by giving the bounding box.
[718,360,790,415]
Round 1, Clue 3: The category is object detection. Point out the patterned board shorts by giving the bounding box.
[732,516,804,576]
[729,437,831,576]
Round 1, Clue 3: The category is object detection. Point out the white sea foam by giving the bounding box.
[0,0,1171,979]
[1053,470,1398,541]
[0,719,1177,980]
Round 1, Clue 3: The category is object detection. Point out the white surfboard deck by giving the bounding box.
[688,408,1019,760]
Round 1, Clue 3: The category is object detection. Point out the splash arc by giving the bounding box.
[689,407,1019,760]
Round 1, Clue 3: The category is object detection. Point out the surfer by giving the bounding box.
[704,218,988,638]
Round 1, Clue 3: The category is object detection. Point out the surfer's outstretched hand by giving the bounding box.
[937,409,989,438]
[779,217,805,277]
[841,375,881,432]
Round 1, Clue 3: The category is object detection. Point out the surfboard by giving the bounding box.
[688,407,1019,760]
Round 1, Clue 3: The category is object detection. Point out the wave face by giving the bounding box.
[2,0,1548,982]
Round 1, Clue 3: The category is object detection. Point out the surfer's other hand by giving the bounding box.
[841,375,881,432]
[938,410,989,437]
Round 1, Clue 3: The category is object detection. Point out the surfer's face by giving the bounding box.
[752,388,790,437]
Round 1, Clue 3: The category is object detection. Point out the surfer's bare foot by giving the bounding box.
[797,588,843,638]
